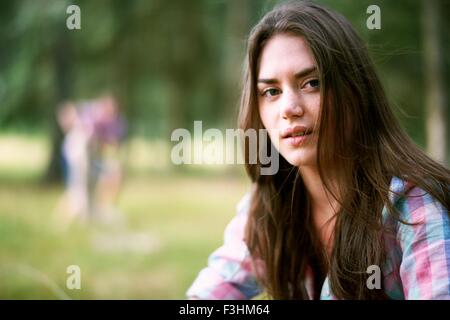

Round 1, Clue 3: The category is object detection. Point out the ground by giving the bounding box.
[0,133,250,299]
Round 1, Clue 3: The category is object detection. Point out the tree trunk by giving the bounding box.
[422,0,447,164]
[42,34,73,184]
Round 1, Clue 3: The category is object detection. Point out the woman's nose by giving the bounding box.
[280,89,304,119]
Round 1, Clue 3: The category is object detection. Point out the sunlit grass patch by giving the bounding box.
[0,133,49,182]
[0,132,251,299]
[0,168,250,299]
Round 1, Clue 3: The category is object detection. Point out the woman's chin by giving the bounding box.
[282,152,315,168]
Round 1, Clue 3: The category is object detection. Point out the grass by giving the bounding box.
[0,133,251,299]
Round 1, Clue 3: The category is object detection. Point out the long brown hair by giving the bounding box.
[238,1,450,299]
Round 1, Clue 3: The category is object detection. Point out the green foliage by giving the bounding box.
[0,0,448,149]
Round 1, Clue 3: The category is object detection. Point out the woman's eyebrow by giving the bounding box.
[295,66,317,79]
[257,66,317,84]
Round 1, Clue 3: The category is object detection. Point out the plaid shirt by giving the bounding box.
[186,177,450,300]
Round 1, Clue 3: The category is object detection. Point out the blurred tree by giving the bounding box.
[222,0,251,127]
[0,0,448,180]
[422,0,447,164]
[44,14,75,183]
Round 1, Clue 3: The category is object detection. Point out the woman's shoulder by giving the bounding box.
[383,177,450,299]
[384,176,450,251]
[387,176,448,224]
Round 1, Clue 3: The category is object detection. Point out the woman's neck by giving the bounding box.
[299,166,339,256]
[298,166,338,211]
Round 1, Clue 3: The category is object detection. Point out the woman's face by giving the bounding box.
[257,33,321,168]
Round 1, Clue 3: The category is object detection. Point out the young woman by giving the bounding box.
[187,1,450,300]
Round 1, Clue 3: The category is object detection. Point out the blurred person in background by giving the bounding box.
[87,94,127,224]
[56,100,92,224]
[55,95,126,226]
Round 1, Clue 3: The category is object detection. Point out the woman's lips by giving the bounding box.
[284,132,311,147]
[280,125,312,147]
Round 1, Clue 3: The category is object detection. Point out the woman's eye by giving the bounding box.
[304,79,320,89]
[262,88,280,97]
[310,79,320,88]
